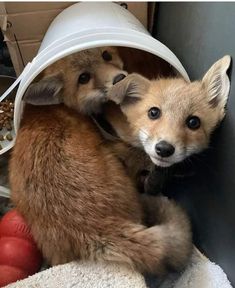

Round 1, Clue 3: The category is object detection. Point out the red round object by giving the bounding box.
[0,237,42,275]
[0,265,28,287]
[0,209,34,242]
[0,210,43,286]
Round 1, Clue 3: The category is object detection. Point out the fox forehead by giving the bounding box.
[69,47,122,71]
[144,79,211,116]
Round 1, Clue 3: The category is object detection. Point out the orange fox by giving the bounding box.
[10,48,192,275]
[107,56,231,169]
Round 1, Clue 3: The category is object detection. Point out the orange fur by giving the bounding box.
[9,104,192,274]
[9,47,193,275]
[107,56,231,168]
[24,47,126,115]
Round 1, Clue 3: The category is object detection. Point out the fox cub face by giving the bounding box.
[108,56,231,167]
[24,47,126,114]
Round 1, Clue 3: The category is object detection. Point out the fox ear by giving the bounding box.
[107,73,150,105]
[23,73,64,105]
[202,55,231,108]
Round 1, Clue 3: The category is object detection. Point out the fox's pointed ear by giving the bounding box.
[202,55,231,108]
[23,73,64,105]
[107,73,150,105]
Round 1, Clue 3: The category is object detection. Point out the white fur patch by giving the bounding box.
[138,129,149,145]
[139,130,202,167]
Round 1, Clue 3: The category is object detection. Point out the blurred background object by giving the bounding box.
[0,31,15,76]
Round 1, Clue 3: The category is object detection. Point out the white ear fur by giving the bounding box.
[23,73,64,105]
[202,55,231,108]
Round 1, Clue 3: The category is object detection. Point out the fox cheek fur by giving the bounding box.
[108,56,231,167]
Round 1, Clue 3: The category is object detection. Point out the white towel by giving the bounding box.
[6,261,146,288]
[159,249,232,288]
[6,248,232,288]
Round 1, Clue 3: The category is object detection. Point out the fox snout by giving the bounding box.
[151,140,178,167]
[155,141,175,158]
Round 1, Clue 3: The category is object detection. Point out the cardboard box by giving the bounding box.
[0,2,73,14]
[6,40,41,75]
[0,2,154,76]
[0,2,73,42]
[2,9,66,42]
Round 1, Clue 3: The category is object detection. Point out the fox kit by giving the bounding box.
[107,56,231,169]
[9,47,192,275]
[24,47,127,114]
[9,103,192,275]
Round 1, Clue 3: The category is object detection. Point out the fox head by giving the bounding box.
[23,47,126,115]
[108,56,231,167]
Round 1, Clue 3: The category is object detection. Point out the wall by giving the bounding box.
[153,3,235,285]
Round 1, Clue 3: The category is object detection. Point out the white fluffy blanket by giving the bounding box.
[6,248,232,288]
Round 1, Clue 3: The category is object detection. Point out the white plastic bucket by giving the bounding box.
[0,2,189,155]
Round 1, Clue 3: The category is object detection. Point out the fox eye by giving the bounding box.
[148,107,161,120]
[78,72,91,84]
[186,116,201,130]
[102,50,112,61]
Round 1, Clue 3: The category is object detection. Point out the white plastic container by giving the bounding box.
[0,2,189,155]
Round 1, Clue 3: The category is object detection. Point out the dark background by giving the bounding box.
[0,32,14,77]
[153,3,235,285]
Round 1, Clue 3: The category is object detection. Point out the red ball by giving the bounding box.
[0,209,34,242]
[0,237,42,275]
[0,209,43,286]
[0,265,28,287]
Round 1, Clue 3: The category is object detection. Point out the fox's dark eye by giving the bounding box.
[102,50,112,61]
[78,72,91,84]
[186,116,201,130]
[148,107,161,120]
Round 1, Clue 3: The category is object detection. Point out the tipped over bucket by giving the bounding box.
[0,2,189,155]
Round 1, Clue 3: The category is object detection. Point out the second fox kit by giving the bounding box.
[25,46,127,114]
[10,47,192,275]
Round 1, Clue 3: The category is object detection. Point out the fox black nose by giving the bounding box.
[113,73,126,85]
[155,141,175,158]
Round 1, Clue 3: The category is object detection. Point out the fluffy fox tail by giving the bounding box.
[95,196,192,275]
